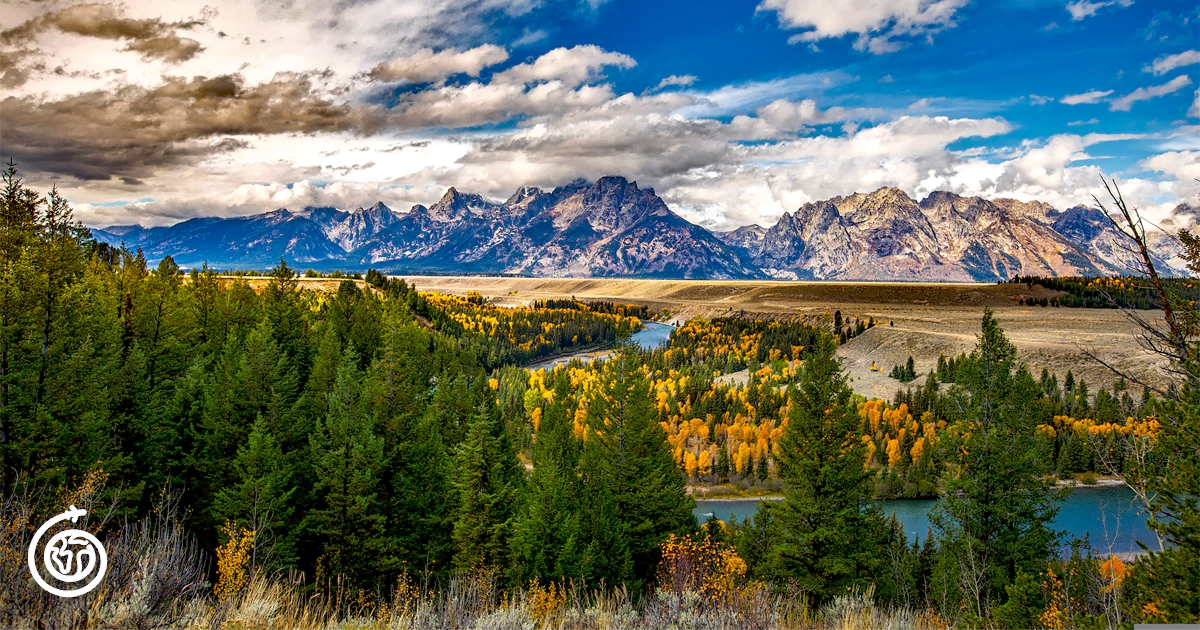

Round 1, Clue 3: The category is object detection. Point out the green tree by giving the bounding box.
[450,397,522,571]
[214,415,297,572]
[580,351,695,589]
[308,352,390,586]
[931,309,1061,618]
[762,335,891,603]
[509,377,582,583]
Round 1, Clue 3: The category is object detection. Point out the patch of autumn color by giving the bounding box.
[1039,566,1080,630]
[658,534,748,604]
[526,578,567,628]
[886,438,902,467]
[1043,415,1160,440]
[1099,556,1126,593]
[215,521,255,602]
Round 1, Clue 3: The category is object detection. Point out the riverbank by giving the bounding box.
[689,475,1126,501]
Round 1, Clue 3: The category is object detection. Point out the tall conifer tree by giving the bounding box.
[762,335,891,603]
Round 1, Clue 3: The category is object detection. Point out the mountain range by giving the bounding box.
[91,176,1184,281]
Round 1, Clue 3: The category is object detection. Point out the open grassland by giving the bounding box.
[401,276,1170,398]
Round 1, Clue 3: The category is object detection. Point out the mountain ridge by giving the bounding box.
[92,177,1185,281]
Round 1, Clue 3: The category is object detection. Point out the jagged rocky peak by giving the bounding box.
[919,190,1001,224]
[505,186,543,205]
[429,187,497,221]
[841,186,915,211]
[355,201,393,215]
[716,224,768,257]
[992,197,1056,220]
[919,190,963,209]
[261,208,296,223]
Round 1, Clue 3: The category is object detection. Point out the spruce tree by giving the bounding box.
[931,309,1060,617]
[450,398,522,571]
[214,415,297,572]
[763,335,890,603]
[509,377,582,583]
[580,351,695,589]
[308,352,390,586]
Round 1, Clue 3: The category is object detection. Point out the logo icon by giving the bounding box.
[28,505,107,598]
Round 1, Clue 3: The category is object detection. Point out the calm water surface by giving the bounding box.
[695,486,1157,553]
[630,322,674,349]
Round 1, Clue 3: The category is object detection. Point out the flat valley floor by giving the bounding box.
[398,276,1170,400]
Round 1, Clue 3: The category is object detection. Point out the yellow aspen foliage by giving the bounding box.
[530,407,542,432]
[573,404,588,439]
[886,438,902,467]
[735,442,752,474]
[684,451,699,477]
[910,436,925,463]
[215,521,255,602]
[698,448,712,475]
[658,534,748,603]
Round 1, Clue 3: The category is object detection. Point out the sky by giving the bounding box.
[1,0,1197,230]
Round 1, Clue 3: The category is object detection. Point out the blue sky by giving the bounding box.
[1,0,1197,228]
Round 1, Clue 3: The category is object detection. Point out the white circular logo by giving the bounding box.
[28,505,107,598]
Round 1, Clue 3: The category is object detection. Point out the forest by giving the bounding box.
[1,163,1198,628]
[1010,275,1200,309]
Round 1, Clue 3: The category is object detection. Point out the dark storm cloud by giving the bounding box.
[1,2,206,69]
[1,72,380,182]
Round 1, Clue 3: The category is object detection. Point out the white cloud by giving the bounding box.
[1110,75,1192,112]
[368,45,509,83]
[677,71,855,117]
[1061,89,1112,105]
[1191,89,1200,118]
[1143,151,1200,202]
[654,74,697,90]
[494,45,634,87]
[1065,0,1131,21]
[757,0,969,54]
[1146,50,1200,76]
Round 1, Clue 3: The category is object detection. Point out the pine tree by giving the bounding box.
[509,377,582,583]
[763,335,890,603]
[715,441,730,483]
[373,320,456,576]
[214,415,297,572]
[931,309,1061,617]
[308,352,390,586]
[450,398,522,571]
[580,351,695,589]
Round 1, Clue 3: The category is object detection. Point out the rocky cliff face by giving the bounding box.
[715,187,1176,281]
[93,179,1186,280]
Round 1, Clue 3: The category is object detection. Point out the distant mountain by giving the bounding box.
[717,188,1183,281]
[92,178,1186,280]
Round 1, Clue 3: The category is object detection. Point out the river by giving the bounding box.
[630,321,675,349]
[695,485,1158,554]
[526,321,675,371]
